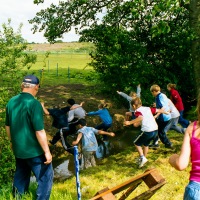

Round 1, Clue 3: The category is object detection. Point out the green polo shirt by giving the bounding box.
[5,92,44,158]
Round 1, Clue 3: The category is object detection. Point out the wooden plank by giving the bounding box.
[142,170,165,188]
[131,181,166,200]
[90,169,156,200]
[118,181,142,200]
[94,187,116,200]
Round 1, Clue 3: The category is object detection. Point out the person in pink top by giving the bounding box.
[169,96,200,199]
[167,83,190,128]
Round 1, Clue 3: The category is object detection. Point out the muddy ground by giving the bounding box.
[38,84,139,173]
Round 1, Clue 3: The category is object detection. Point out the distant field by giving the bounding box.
[25,42,96,86]
[28,42,94,70]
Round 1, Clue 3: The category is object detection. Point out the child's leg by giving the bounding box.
[135,144,144,157]
[143,146,149,157]
[50,130,61,145]
[83,151,92,169]
[90,152,96,167]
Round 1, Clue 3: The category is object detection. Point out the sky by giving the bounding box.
[0,0,80,43]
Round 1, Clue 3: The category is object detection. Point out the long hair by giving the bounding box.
[167,83,176,89]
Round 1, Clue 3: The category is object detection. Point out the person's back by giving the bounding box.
[5,75,53,200]
[135,106,158,132]
[48,108,69,129]
[168,98,180,119]
[155,92,171,122]
[78,126,98,152]
[87,107,112,125]
[73,103,86,119]
[6,92,44,158]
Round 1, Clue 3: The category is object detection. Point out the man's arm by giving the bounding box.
[36,129,52,164]
[5,125,11,141]
[5,125,12,149]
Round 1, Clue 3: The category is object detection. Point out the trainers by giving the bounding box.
[165,143,173,149]
[149,144,159,148]
[134,157,141,164]
[138,157,148,168]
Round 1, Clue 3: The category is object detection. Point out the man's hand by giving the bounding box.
[44,151,52,165]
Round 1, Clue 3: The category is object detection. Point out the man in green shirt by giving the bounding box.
[5,75,54,200]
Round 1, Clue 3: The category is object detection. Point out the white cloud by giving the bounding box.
[0,0,79,43]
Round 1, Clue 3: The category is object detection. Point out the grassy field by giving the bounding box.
[0,42,194,200]
[25,42,96,86]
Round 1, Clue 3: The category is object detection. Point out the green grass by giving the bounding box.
[31,53,92,71]
[0,131,190,200]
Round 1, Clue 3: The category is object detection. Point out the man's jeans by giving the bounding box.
[13,154,54,200]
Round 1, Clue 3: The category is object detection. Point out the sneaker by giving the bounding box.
[134,157,141,164]
[149,144,159,148]
[165,143,173,149]
[138,157,148,168]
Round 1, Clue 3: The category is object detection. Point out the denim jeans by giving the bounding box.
[153,119,172,146]
[13,154,54,200]
[184,181,200,200]
[179,110,189,128]
[164,117,184,134]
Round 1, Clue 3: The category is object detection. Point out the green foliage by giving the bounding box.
[30,0,194,107]
[0,20,37,186]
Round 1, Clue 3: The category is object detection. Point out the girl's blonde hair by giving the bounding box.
[98,103,108,109]
[167,83,176,89]
[129,91,137,98]
[131,97,142,108]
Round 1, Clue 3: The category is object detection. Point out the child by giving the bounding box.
[67,98,86,135]
[87,102,112,141]
[169,96,200,200]
[167,83,190,128]
[41,102,83,154]
[124,97,158,168]
[117,84,141,120]
[150,84,173,148]
[72,119,115,169]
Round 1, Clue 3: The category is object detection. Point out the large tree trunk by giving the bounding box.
[190,0,200,95]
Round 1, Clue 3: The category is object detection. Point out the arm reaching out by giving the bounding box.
[124,116,143,126]
[169,124,192,170]
[98,130,115,137]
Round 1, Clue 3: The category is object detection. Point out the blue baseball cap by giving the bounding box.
[23,75,40,85]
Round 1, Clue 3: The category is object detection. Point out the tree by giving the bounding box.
[190,0,200,95]
[30,0,196,106]
[0,20,37,186]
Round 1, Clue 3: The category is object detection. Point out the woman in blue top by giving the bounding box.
[87,103,112,140]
